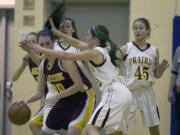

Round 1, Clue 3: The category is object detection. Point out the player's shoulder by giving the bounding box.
[120,41,133,55]
[146,42,157,54]
[148,43,156,50]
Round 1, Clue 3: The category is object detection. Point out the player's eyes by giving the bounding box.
[65,24,71,28]
[40,43,44,47]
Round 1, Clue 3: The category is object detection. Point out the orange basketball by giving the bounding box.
[8,101,31,125]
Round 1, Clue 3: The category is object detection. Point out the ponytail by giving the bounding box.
[89,24,122,66]
[108,40,122,67]
[44,0,65,30]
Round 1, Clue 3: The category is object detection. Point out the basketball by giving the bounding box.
[8,101,31,125]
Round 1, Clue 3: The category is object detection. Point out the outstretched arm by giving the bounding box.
[19,40,42,65]
[26,40,100,62]
[49,18,89,50]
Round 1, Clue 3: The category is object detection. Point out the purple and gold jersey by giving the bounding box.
[43,58,92,93]
[54,41,92,90]
[44,58,73,92]
[28,58,39,81]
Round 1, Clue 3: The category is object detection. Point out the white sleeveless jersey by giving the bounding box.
[53,41,80,53]
[88,47,119,91]
[122,42,156,90]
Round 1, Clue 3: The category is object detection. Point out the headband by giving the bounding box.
[91,25,108,42]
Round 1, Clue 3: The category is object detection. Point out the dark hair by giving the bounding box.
[37,29,54,42]
[133,18,151,38]
[62,17,79,39]
[90,25,120,67]
[44,0,65,30]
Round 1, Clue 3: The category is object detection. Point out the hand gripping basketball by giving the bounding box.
[8,101,31,125]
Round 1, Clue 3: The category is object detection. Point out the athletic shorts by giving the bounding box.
[88,81,132,134]
[42,88,95,134]
[30,93,54,126]
[30,105,44,126]
[127,86,160,127]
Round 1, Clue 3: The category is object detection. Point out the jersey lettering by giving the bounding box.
[47,73,65,82]
[135,66,149,80]
[52,83,65,92]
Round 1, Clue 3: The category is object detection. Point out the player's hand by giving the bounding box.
[15,100,27,105]
[25,41,43,54]
[49,17,60,36]
[168,90,175,103]
[19,40,30,52]
[159,59,169,73]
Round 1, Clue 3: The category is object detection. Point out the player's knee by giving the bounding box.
[81,127,88,135]
[28,121,39,129]
[67,126,81,135]
[85,125,100,135]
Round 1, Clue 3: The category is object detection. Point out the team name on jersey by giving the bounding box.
[129,56,153,66]
[31,67,39,75]
[47,72,65,82]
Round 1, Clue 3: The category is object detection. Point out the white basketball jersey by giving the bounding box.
[88,47,119,91]
[53,40,80,53]
[122,42,156,90]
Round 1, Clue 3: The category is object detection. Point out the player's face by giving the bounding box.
[60,20,75,36]
[133,21,149,41]
[26,35,37,45]
[38,36,53,49]
[86,29,96,48]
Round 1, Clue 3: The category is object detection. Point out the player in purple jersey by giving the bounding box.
[12,32,49,135]
[12,32,41,82]
[23,29,95,135]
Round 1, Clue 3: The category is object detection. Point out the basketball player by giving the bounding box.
[26,18,132,135]
[24,29,95,135]
[120,18,169,135]
[12,32,48,135]
[18,2,68,134]
[12,32,40,82]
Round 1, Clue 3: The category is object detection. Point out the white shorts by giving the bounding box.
[127,86,160,127]
[41,91,60,133]
[88,81,132,134]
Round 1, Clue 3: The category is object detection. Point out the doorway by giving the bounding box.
[0,9,14,135]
